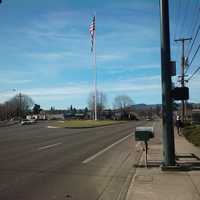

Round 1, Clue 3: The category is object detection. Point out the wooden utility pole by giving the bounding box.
[160,0,175,166]
[174,38,192,121]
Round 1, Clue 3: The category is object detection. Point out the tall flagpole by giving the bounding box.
[93,15,97,121]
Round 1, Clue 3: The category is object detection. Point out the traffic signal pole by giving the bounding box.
[160,0,175,166]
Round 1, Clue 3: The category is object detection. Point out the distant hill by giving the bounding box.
[132,102,200,111]
[133,104,162,110]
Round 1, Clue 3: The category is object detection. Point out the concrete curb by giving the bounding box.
[0,121,18,128]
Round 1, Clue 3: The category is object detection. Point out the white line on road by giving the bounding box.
[47,126,59,129]
[38,142,62,150]
[82,133,132,164]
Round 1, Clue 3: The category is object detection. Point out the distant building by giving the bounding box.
[47,114,64,120]
[26,111,47,120]
[112,109,138,120]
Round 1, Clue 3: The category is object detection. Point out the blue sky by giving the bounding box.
[0,0,199,109]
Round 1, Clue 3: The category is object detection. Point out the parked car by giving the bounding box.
[21,119,36,125]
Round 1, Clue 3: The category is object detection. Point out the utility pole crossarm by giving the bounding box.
[174,38,192,42]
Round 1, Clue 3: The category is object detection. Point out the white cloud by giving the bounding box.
[26,51,129,64]
[20,10,87,44]
[26,51,82,60]
[102,83,160,93]
[99,64,160,76]
[97,53,127,62]
[0,79,32,84]
[133,64,160,69]
[0,75,161,104]
[0,70,33,85]
[0,5,163,107]
[24,84,91,97]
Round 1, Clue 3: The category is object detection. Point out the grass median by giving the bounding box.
[52,120,126,128]
[182,124,200,147]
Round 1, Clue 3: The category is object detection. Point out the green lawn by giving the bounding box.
[182,124,200,147]
[52,120,125,128]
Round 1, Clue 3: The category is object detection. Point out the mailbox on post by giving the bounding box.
[135,127,154,142]
[134,126,154,167]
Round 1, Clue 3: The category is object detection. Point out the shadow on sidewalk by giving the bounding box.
[134,153,200,171]
[175,153,200,171]
[134,160,161,168]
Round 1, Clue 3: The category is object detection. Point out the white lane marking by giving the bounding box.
[82,134,132,164]
[47,126,59,128]
[38,142,62,150]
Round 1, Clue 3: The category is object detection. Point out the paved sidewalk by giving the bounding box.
[126,123,200,200]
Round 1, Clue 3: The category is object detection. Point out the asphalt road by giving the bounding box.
[0,120,156,200]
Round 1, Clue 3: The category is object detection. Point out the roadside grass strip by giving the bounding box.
[51,120,125,128]
[183,124,200,146]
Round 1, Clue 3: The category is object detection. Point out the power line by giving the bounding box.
[186,6,200,53]
[184,5,200,74]
[188,66,200,81]
[172,0,177,41]
[179,0,191,37]
[172,0,191,61]
[187,24,200,58]
[184,0,194,37]
[188,42,200,67]
[174,0,182,40]
[189,1,200,35]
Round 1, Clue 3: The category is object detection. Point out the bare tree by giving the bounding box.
[113,95,134,119]
[0,104,6,121]
[0,94,34,121]
[8,94,34,119]
[113,95,133,110]
[88,91,107,119]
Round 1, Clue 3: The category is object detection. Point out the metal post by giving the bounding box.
[160,0,175,166]
[19,92,22,122]
[145,141,148,168]
[93,15,97,121]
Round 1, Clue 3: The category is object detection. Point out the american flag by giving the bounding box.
[89,16,95,52]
